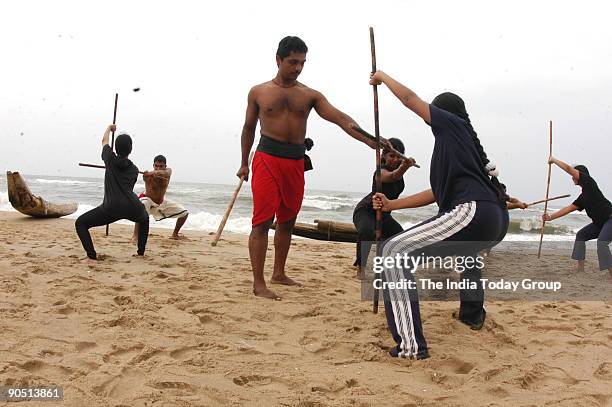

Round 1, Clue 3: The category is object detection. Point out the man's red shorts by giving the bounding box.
[251,151,305,227]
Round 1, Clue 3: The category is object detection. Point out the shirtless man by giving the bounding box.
[236,36,383,299]
[132,155,189,241]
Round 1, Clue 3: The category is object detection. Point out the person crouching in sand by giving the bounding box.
[370,71,510,359]
[352,138,417,279]
[132,155,189,241]
[543,157,611,276]
[76,124,149,262]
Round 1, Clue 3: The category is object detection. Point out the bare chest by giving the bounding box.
[258,89,314,117]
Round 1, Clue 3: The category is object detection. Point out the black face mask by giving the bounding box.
[431,92,470,122]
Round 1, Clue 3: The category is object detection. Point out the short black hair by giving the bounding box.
[154,155,167,164]
[276,36,308,60]
[115,134,132,157]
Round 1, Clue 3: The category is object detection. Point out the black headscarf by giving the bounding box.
[432,92,508,201]
[574,165,589,175]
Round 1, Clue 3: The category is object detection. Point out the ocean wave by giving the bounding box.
[0,190,15,212]
[508,217,573,235]
[35,178,93,185]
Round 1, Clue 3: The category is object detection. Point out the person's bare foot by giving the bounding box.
[80,257,97,265]
[132,254,145,259]
[270,275,302,286]
[170,234,188,241]
[253,285,281,300]
[576,262,585,273]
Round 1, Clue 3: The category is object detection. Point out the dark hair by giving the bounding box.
[384,138,405,154]
[154,154,167,164]
[115,133,132,157]
[573,165,589,175]
[432,92,508,201]
[277,36,308,60]
[381,138,406,168]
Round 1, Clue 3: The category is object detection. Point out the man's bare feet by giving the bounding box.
[170,234,188,240]
[253,285,281,300]
[270,275,302,286]
[132,254,145,259]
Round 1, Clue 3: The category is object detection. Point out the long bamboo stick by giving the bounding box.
[79,162,144,174]
[527,194,569,207]
[211,151,254,247]
[105,93,119,236]
[370,27,383,314]
[537,121,553,258]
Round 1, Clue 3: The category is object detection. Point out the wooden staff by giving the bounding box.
[370,27,382,314]
[105,93,119,236]
[352,126,420,168]
[527,194,569,207]
[211,151,254,247]
[78,162,144,174]
[537,120,553,258]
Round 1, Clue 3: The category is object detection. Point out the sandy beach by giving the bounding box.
[1,211,610,406]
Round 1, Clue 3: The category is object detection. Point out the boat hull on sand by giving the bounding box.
[6,171,78,218]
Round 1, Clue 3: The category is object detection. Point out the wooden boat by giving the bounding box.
[6,171,78,218]
[272,219,358,243]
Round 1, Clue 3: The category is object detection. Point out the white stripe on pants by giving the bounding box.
[382,202,477,358]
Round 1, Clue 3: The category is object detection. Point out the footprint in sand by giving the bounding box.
[148,381,197,393]
[16,360,74,379]
[75,341,97,352]
[169,346,200,360]
[232,375,274,387]
[594,362,612,380]
[517,363,583,389]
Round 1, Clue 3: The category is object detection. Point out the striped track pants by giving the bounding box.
[380,200,509,359]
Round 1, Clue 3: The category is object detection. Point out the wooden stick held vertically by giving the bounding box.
[537,120,553,258]
[370,27,382,314]
[105,93,119,236]
[211,151,254,247]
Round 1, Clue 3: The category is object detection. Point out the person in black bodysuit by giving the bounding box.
[75,124,149,262]
[352,138,417,278]
[543,158,611,275]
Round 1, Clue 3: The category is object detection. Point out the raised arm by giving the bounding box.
[102,124,116,146]
[236,87,259,181]
[370,71,431,124]
[313,92,379,149]
[373,189,436,212]
[549,156,580,179]
[543,204,579,222]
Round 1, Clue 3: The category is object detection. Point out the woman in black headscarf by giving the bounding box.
[368,71,509,360]
[352,138,417,278]
[543,158,611,274]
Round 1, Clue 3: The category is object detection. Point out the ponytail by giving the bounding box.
[466,123,509,202]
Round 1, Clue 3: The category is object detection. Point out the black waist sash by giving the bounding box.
[256,134,306,159]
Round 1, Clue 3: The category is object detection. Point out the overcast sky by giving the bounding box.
[2,0,610,201]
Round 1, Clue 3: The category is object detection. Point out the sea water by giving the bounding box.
[0,174,585,241]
